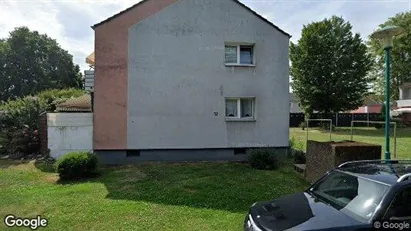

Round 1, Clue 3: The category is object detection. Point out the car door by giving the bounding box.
[383,186,411,223]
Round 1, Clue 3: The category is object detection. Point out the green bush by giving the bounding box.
[247,148,281,170]
[288,136,305,159]
[37,88,85,112]
[320,122,336,131]
[290,136,304,151]
[0,97,42,130]
[299,121,306,130]
[0,98,42,156]
[1,127,39,158]
[0,89,85,156]
[293,150,306,164]
[55,152,99,180]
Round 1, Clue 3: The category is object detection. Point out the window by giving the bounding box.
[309,171,389,222]
[225,45,254,65]
[225,98,255,119]
[384,187,411,220]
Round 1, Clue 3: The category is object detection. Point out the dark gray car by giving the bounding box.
[244,160,411,231]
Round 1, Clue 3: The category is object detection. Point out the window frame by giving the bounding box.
[225,97,256,121]
[383,186,411,221]
[224,43,256,66]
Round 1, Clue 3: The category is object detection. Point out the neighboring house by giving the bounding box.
[85,52,95,69]
[349,95,383,114]
[398,82,411,108]
[290,93,382,115]
[46,95,93,159]
[90,0,291,163]
[393,82,411,123]
[290,93,303,113]
[55,94,92,112]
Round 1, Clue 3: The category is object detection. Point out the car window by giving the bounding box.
[311,171,390,222]
[385,187,411,219]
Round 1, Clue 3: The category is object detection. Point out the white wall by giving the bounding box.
[127,0,290,149]
[47,113,93,159]
[290,102,303,113]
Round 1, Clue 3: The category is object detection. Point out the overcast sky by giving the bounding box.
[0,0,410,71]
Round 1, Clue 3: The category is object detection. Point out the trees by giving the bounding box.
[0,27,83,102]
[368,12,411,100]
[290,16,372,117]
[0,88,85,156]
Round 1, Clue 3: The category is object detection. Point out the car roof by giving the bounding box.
[336,161,411,186]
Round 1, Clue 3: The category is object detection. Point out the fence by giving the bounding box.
[290,113,381,127]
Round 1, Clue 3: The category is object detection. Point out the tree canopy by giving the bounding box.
[368,12,411,100]
[0,27,83,102]
[290,16,372,117]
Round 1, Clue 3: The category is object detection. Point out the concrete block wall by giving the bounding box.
[47,113,93,159]
[305,141,381,183]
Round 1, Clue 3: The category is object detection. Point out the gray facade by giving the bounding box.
[126,0,290,152]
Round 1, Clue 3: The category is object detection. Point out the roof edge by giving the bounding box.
[92,0,152,29]
[91,0,292,38]
[232,0,291,38]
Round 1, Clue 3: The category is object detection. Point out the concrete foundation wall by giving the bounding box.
[47,113,93,159]
[95,147,288,164]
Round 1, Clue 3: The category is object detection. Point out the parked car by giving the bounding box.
[244,160,411,231]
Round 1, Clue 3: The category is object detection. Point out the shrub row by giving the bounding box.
[55,152,99,181]
[247,148,281,170]
[246,137,307,170]
[0,88,85,157]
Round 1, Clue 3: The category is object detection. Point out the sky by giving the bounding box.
[0,0,410,72]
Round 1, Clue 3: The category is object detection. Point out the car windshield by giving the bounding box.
[309,170,390,222]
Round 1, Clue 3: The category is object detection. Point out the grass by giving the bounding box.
[0,160,308,231]
[290,127,411,159]
[2,126,408,230]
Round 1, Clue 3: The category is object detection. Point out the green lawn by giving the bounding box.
[1,127,408,230]
[290,127,411,159]
[0,160,308,231]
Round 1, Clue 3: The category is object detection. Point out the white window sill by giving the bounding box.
[225,64,256,67]
[225,117,256,122]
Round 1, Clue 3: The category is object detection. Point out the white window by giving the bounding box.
[225,98,255,119]
[225,45,254,65]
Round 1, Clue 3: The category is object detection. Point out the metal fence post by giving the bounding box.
[394,123,397,159]
[329,122,332,141]
[350,120,354,141]
[306,120,309,148]
[351,121,397,158]
[367,113,369,127]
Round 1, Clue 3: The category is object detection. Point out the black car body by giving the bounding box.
[244,160,411,231]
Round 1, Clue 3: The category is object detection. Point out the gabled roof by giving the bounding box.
[86,52,95,66]
[91,0,291,38]
[290,93,299,102]
[56,94,92,112]
[363,95,382,106]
